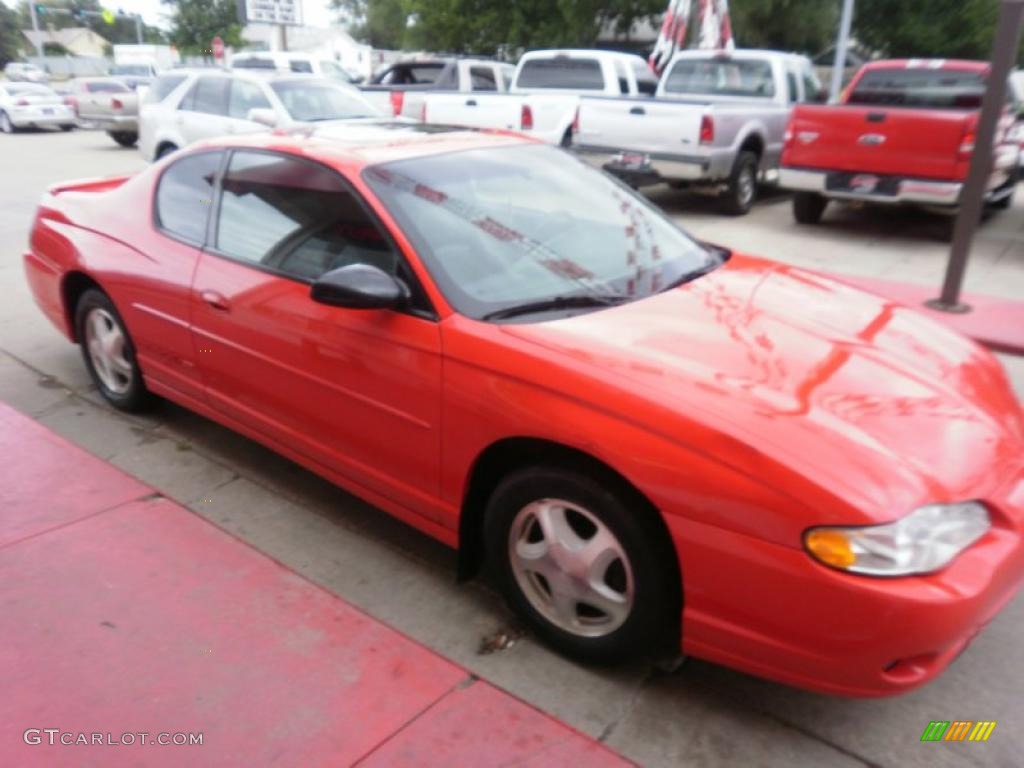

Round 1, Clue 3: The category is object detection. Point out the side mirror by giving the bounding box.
[247,107,278,127]
[311,264,408,310]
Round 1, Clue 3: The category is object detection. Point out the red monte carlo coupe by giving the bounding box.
[23,123,1024,696]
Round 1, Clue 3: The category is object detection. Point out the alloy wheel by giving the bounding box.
[84,307,133,395]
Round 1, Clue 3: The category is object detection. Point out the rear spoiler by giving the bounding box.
[47,175,131,196]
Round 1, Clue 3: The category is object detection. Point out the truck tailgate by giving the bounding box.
[785,104,972,180]
[575,96,704,155]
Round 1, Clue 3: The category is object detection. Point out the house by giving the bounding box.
[22,27,110,57]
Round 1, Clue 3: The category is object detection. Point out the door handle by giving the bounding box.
[630,106,646,115]
[200,290,230,311]
[465,99,477,106]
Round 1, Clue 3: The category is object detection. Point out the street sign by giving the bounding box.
[242,0,303,26]
[212,36,225,62]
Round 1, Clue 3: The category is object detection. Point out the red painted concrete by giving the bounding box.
[825,274,1024,356]
[0,404,632,767]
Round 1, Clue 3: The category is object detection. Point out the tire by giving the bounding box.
[60,124,75,132]
[793,192,828,224]
[721,150,759,216]
[484,467,676,664]
[990,168,1016,210]
[74,289,151,412]
[111,131,138,147]
[156,143,177,160]
[0,110,15,134]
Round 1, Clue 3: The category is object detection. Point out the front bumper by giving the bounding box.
[780,167,963,206]
[670,472,1024,696]
[573,143,733,186]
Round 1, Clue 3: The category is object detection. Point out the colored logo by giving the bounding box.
[921,721,996,742]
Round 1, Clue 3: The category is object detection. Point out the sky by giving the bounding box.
[2,0,338,30]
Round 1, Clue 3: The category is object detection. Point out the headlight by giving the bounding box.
[804,502,990,576]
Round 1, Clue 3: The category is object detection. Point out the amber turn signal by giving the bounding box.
[804,529,856,569]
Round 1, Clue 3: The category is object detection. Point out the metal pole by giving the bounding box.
[135,14,143,44]
[927,0,1024,312]
[29,2,44,57]
[829,0,855,102]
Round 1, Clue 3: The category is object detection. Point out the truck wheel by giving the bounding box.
[990,168,1016,210]
[793,192,828,224]
[60,124,75,132]
[484,467,677,664]
[722,151,758,216]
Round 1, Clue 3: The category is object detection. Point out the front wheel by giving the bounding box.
[722,150,759,215]
[0,110,15,134]
[484,467,676,664]
[75,289,151,411]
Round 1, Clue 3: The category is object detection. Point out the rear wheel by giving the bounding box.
[0,110,15,134]
[793,192,828,224]
[75,289,151,412]
[990,168,1016,210]
[484,467,676,664]
[60,123,75,132]
[111,131,138,147]
[156,143,178,160]
[722,151,758,215]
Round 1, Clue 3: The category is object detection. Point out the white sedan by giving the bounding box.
[0,83,76,133]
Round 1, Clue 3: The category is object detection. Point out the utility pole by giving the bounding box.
[29,2,44,57]
[135,14,143,44]
[829,0,856,102]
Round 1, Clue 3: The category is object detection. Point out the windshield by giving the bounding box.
[270,80,381,121]
[111,65,150,76]
[664,58,776,98]
[363,144,718,321]
[848,68,986,109]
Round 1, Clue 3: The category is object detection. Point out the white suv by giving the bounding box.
[229,52,359,83]
[138,69,384,162]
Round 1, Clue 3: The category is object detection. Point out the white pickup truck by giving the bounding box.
[421,49,658,146]
[572,49,824,214]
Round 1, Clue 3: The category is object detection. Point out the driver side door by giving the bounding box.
[190,150,445,521]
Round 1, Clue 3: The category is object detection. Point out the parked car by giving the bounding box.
[420,49,658,146]
[230,52,358,84]
[4,61,49,84]
[0,82,75,133]
[361,57,516,118]
[110,63,157,91]
[139,70,385,162]
[779,59,1019,230]
[23,124,1024,696]
[572,49,823,214]
[66,77,139,147]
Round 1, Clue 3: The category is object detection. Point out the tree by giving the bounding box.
[853,0,998,60]
[162,0,243,56]
[730,0,839,56]
[0,2,25,67]
[15,1,165,47]
[332,0,408,50]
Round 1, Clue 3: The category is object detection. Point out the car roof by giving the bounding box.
[863,59,989,73]
[190,122,535,171]
[519,49,643,61]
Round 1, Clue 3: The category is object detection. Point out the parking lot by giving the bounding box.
[2,126,1022,768]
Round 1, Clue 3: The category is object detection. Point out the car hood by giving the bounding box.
[504,255,1024,517]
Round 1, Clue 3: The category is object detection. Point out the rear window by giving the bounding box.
[289,60,313,74]
[145,74,187,103]
[664,58,776,98]
[848,68,986,109]
[87,81,130,93]
[374,63,445,85]
[156,151,223,244]
[516,58,604,90]
[233,57,277,70]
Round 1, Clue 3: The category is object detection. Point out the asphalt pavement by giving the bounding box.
[1,127,1021,768]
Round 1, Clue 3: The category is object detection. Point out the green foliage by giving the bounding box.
[0,2,25,66]
[332,0,408,50]
[161,0,243,56]
[730,0,839,56]
[15,1,165,47]
[42,40,69,54]
[853,0,999,60]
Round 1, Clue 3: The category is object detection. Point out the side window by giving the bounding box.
[614,60,630,94]
[155,151,223,244]
[289,60,313,74]
[470,66,497,91]
[215,152,400,283]
[632,60,658,95]
[181,76,229,116]
[801,66,824,103]
[786,70,799,104]
[228,79,271,119]
[145,74,186,104]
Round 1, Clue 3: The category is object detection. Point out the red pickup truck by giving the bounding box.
[779,59,1019,229]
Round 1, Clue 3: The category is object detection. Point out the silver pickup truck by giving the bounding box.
[572,49,824,214]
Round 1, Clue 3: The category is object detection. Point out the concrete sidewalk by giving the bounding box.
[0,402,632,767]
